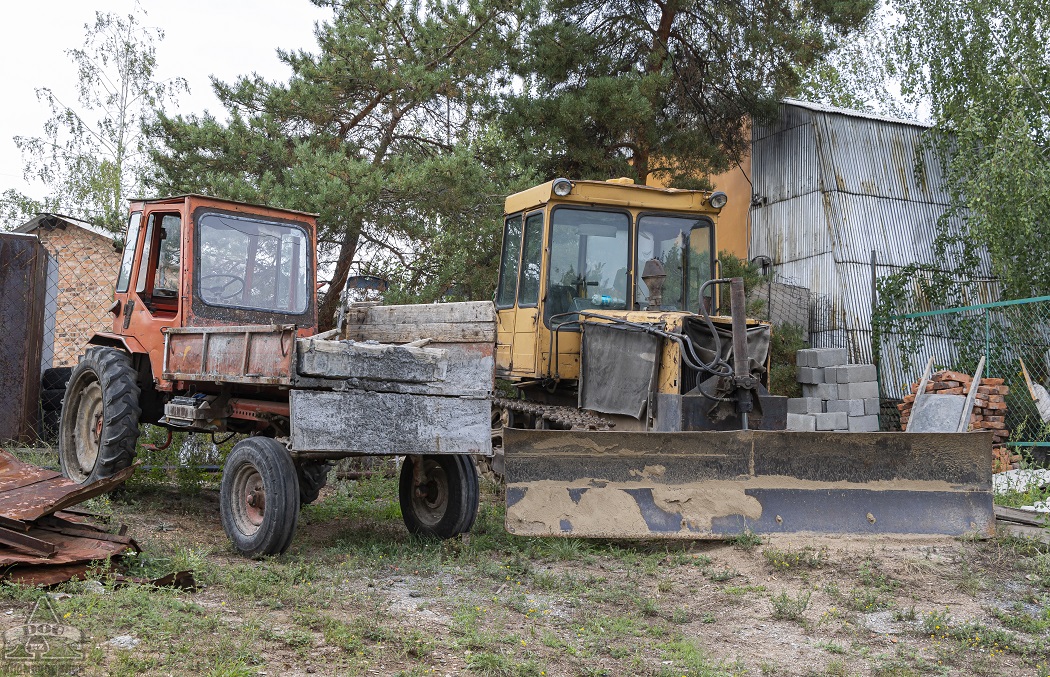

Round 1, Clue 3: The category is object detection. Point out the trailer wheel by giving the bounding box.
[58,347,141,484]
[220,437,300,557]
[296,461,331,505]
[399,455,479,539]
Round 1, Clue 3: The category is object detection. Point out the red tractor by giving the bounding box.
[59,195,494,556]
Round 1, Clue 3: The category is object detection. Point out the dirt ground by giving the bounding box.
[0,464,1048,677]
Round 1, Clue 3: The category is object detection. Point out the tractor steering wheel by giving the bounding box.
[201,273,246,301]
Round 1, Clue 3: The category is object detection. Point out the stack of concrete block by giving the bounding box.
[786,348,881,432]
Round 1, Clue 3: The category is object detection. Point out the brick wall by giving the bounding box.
[32,224,120,368]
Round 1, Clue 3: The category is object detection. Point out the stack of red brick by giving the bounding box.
[897,370,1020,471]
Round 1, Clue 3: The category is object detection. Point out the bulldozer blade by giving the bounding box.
[503,428,994,539]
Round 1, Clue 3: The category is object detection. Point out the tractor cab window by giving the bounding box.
[636,215,713,312]
[545,207,630,327]
[135,213,181,310]
[197,213,309,314]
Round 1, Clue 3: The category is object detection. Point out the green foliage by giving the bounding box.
[891,0,1050,300]
[6,8,185,231]
[152,0,530,323]
[502,0,877,187]
[769,323,806,397]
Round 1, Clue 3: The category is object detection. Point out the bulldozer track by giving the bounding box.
[493,397,615,431]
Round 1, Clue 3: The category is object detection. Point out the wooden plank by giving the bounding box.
[343,322,496,344]
[353,301,496,325]
[290,389,491,456]
[994,504,1050,527]
[297,338,448,383]
[998,521,1050,544]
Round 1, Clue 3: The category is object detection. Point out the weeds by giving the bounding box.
[763,546,829,570]
[771,590,811,623]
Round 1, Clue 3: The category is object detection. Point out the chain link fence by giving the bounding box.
[878,295,1050,459]
[0,217,121,444]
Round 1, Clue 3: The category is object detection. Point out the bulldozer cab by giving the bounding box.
[106,195,319,386]
[495,178,725,381]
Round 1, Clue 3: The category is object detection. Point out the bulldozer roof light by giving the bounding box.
[709,191,728,209]
[552,178,573,196]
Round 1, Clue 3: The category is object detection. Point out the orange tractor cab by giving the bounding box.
[60,195,494,556]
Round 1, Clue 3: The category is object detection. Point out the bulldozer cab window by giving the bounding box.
[197,213,309,314]
[636,214,713,311]
[546,207,630,327]
[135,213,181,309]
[496,214,523,308]
[517,212,544,306]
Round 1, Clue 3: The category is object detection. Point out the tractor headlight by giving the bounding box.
[552,178,573,197]
[709,191,728,209]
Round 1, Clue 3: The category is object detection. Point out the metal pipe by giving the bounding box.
[730,278,748,379]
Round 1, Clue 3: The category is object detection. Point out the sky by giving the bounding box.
[0,0,332,201]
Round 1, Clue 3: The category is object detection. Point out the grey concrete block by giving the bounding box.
[813,348,849,368]
[838,381,879,400]
[815,411,848,431]
[835,364,877,383]
[796,349,818,368]
[863,397,881,416]
[848,415,880,432]
[827,399,865,416]
[796,366,825,384]
[803,383,838,400]
[786,413,816,431]
[788,397,824,414]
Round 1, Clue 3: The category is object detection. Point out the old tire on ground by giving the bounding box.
[399,454,479,539]
[58,347,141,484]
[42,366,73,391]
[296,461,331,505]
[220,437,300,557]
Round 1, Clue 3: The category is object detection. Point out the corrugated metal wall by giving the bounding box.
[749,101,995,396]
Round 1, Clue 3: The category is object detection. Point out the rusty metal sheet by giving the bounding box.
[164,324,296,385]
[0,234,49,443]
[504,428,994,538]
[0,527,133,567]
[0,449,136,522]
[4,563,92,587]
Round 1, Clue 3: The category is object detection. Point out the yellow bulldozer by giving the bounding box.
[489,178,993,539]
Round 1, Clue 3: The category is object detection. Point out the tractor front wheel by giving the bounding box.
[220,437,300,557]
[399,455,479,539]
[58,347,141,484]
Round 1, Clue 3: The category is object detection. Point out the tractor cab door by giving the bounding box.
[494,211,544,378]
[116,206,185,382]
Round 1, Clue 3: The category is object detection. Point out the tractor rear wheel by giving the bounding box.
[399,455,479,539]
[220,437,300,557]
[58,347,141,484]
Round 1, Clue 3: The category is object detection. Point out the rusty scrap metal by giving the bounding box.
[0,449,138,585]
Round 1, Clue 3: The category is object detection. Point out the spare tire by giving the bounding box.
[40,388,65,412]
[42,367,73,391]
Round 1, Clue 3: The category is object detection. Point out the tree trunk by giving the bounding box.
[317,218,363,331]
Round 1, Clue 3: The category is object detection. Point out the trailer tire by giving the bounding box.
[58,347,141,484]
[220,437,300,558]
[399,454,479,539]
[296,461,331,505]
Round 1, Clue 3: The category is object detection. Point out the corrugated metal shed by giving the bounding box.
[749,101,996,396]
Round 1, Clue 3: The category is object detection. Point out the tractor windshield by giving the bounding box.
[546,207,630,326]
[636,215,713,312]
[197,213,309,314]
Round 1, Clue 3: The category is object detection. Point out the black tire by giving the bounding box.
[40,388,65,412]
[296,461,332,505]
[399,454,479,539]
[58,347,141,484]
[220,437,300,557]
[41,367,73,391]
[39,409,60,444]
